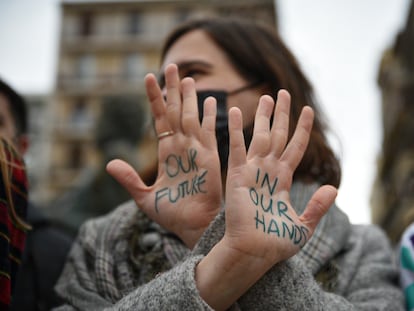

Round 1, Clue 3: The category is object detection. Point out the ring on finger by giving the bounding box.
[157,130,174,140]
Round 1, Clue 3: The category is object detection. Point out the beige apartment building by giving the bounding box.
[370,0,414,244]
[45,0,277,203]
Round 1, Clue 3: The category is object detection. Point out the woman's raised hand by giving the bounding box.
[106,64,222,248]
[223,90,337,266]
[195,91,337,310]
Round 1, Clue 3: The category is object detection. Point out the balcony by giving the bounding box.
[61,34,162,53]
[56,74,147,96]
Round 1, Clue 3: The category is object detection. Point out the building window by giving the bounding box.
[62,15,78,39]
[68,143,83,169]
[126,11,143,35]
[79,11,94,37]
[76,55,96,86]
[176,9,191,23]
[123,53,145,82]
[95,13,114,38]
[70,98,92,132]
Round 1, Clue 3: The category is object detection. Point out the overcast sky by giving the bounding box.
[0,0,411,223]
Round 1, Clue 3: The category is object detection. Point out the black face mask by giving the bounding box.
[196,83,259,171]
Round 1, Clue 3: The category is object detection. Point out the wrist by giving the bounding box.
[179,227,207,249]
[195,238,275,310]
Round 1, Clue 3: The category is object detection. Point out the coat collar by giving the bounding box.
[291,183,351,274]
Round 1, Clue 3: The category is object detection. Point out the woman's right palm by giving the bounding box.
[107,64,222,248]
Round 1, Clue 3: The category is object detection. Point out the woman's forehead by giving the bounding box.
[161,30,227,68]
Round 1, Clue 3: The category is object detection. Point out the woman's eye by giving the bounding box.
[183,69,203,79]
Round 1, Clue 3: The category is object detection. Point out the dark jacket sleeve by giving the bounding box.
[11,204,73,311]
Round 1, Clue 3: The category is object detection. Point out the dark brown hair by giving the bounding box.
[160,17,341,187]
[0,79,28,136]
[0,137,30,230]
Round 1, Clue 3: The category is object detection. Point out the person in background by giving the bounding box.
[48,96,148,237]
[55,17,404,310]
[0,137,29,310]
[399,223,414,311]
[0,79,73,311]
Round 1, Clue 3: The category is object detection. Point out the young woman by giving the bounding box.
[55,17,404,310]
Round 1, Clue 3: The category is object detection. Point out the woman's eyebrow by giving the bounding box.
[176,60,213,72]
[158,60,213,85]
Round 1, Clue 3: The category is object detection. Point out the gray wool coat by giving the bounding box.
[54,183,404,310]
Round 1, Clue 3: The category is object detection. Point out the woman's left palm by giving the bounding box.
[223,91,337,265]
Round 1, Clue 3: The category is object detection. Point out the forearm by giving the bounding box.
[196,245,350,311]
[112,256,212,310]
[57,254,213,311]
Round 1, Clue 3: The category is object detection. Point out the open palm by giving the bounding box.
[107,64,222,248]
[223,91,337,266]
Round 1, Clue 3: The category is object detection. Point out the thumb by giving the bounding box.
[300,185,338,234]
[106,159,147,202]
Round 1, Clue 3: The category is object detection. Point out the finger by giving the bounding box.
[165,64,182,131]
[106,159,148,205]
[299,185,337,234]
[270,90,291,157]
[200,97,217,149]
[228,107,246,170]
[247,95,274,158]
[145,73,171,135]
[181,77,201,136]
[280,106,314,170]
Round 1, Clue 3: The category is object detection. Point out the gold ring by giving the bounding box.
[157,130,174,139]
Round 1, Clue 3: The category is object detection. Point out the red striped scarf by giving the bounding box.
[0,139,28,310]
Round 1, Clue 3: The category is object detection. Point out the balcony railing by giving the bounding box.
[57,74,147,95]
